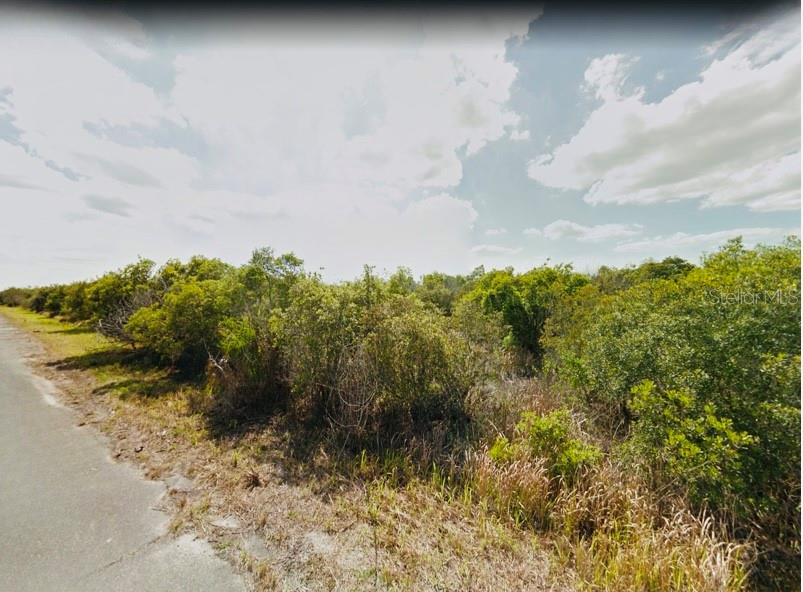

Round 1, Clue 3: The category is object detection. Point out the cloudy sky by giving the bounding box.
[0,3,799,287]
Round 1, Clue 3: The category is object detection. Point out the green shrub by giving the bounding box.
[206,248,303,411]
[272,278,365,416]
[28,288,48,313]
[234,248,303,310]
[211,316,283,412]
[274,281,507,447]
[549,238,800,514]
[462,264,589,365]
[491,409,601,482]
[85,258,155,322]
[356,297,477,435]
[126,278,233,369]
[414,267,484,314]
[488,435,516,464]
[593,256,695,294]
[624,380,755,508]
[387,267,416,296]
[0,287,34,307]
[153,255,233,291]
[522,411,601,479]
[546,237,800,587]
[61,282,91,321]
[43,285,66,316]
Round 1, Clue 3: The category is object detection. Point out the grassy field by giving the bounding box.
[0,305,567,592]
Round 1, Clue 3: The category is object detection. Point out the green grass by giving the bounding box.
[0,306,112,358]
[0,306,178,400]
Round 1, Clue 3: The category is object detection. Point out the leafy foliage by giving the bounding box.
[545,237,800,586]
[463,264,589,364]
[0,287,33,307]
[126,278,233,369]
[490,409,602,482]
[625,379,755,507]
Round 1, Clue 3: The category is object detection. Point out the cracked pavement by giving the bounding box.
[0,317,246,592]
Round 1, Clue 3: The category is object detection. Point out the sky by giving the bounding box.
[0,2,800,287]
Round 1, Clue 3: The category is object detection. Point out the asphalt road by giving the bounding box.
[0,316,246,592]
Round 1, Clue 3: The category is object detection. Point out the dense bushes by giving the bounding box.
[0,286,34,307]
[463,264,589,365]
[546,237,801,586]
[85,258,155,322]
[1,237,798,589]
[273,277,365,416]
[126,278,234,369]
[272,277,510,446]
[338,296,503,443]
[548,239,800,515]
[624,380,755,509]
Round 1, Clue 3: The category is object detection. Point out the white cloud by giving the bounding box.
[533,219,643,242]
[470,244,522,255]
[83,194,133,217]
[101,35,151,60]
[485,227,508,236]
[523,227,542,236]
[615,227,798,255]
[169,11,540,196]
[0,8,540,286]
[509,129,530,141]
[583,53,640,101]
[528,8,801,211]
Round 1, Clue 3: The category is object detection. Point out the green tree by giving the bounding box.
[463,264,590,365]
[388,267,416,296]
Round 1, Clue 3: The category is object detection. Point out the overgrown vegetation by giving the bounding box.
[2,237,798,590]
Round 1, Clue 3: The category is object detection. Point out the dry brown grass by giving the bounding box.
[469,444,752,592]
[559,512,751,592]
[471,450,553,527]
[467,377,565,440]
[359,478,568,591]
